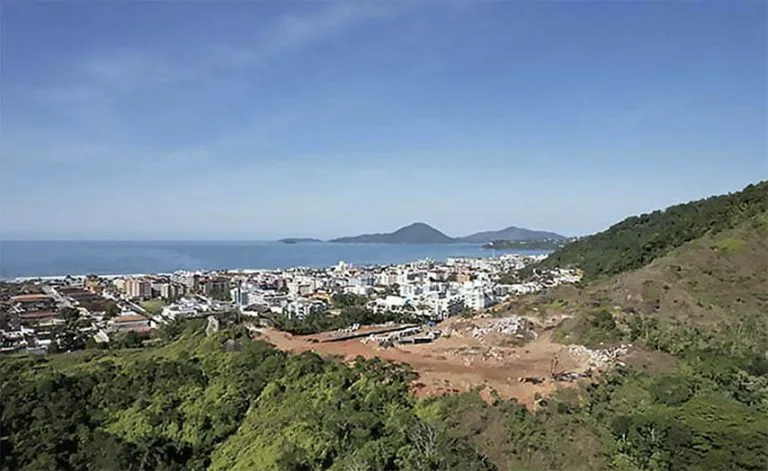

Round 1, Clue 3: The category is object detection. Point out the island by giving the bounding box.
[330,222,455,244]
[483,239,569,250]
[278,238,323,244]
[459,226,566,243]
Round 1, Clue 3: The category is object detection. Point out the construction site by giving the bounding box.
[256,314,630,408]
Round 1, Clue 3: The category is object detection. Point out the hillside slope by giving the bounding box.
[512,212,768,355]
[532,181,768,280]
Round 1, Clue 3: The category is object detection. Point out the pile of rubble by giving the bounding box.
[566,344,630,368]
[470,316,532,339]
[480,347,511,362]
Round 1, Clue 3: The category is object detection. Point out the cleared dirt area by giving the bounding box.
[258,317,599,408]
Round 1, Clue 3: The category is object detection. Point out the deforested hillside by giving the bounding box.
[533,181,768,280]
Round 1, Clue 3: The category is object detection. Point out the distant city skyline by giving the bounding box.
[1,1,766,240]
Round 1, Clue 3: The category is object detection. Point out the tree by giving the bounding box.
[111,331,144,349]
[56,330,87,352]
[105,303,121,319]
[60,307,81,325]
[332,293,368,308]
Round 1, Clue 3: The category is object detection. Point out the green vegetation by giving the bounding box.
[493,184,768,469]
[2,318,766,470]
[526,212,768,359]
[529,181,768,280]
[713,237,745,253]
[0,321,499,471]
[3,184,768,470]
[274,306,419,335]
[331,292,368,308]
[568,309,623,347]
[140,299,169,315]
[498,272,520,285]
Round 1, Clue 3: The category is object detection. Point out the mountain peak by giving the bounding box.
[330,222,454,244]
[394,222,438,232]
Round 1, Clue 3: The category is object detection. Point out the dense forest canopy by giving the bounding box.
[530,181,768,280]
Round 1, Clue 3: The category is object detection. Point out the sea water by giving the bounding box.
[0,240,547,278]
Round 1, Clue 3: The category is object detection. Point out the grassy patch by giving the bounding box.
[572,310,623,347]
[756,212,768,228]
[713,237,745,253]
[140,299,168,315]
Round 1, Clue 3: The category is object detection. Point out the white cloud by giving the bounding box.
[61,2,394,93]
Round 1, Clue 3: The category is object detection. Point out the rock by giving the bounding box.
[205,316,220,337]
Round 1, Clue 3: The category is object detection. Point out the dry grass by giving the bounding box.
[504,216,768,345]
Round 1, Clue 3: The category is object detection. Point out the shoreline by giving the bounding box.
[1,252,549,283]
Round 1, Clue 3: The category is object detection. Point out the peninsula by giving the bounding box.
[278,238,323,244]
[483,238,569,251]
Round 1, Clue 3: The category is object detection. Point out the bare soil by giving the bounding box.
[258,322,593,408]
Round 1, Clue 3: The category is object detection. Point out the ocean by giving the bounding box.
[0,241,546,279]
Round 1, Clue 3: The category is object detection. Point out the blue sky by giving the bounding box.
[1,1,766,240]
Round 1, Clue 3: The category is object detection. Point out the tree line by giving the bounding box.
[527,181,768,280]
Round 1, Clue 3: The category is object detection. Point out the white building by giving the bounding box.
[287,281,314,297]
[283,299,327,320]
[112,278,126,291]
[399,284,423,298]
[462,289,495,311]
[157,283,183,300]
[429,295,464,320]
[370,295,409,313]
[161,298,211,320]
[344,285,373,296]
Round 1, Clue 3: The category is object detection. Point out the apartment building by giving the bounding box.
[124,279,152,300]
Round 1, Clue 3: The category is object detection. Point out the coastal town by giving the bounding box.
[0,254,581,354]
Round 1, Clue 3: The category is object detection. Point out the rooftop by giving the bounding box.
[11,294,51,303]
[110,314,149,323]
[18,310,58,319]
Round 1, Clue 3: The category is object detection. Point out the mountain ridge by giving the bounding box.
[528,180,768,279]
[330,222,565,244]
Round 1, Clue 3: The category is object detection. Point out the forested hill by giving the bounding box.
[330,222,456,244]
[534,181,768,280]
[5,316,768,470]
